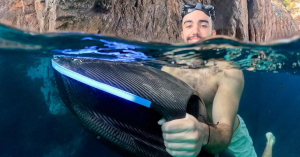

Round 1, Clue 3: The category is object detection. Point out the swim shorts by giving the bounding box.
[227,115,257,157]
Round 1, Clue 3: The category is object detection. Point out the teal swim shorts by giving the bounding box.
[228,115,257,157]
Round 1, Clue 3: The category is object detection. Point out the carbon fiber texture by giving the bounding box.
[53,57,212,157]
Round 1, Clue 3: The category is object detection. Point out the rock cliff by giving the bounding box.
[0,0,299,42]
[288,0,300,30]
[248,0,299,42]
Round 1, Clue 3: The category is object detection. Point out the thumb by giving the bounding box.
[157,118,166,125]
[185,113,198,122]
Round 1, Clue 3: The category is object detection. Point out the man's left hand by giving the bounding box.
[158,113,209,157]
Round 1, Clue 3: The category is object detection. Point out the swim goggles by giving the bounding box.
[181,3,216,21]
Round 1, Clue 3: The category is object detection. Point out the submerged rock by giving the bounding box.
[27,58,67,115]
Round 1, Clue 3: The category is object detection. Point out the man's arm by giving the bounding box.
[203,69,244,154]
[159,69,244,156]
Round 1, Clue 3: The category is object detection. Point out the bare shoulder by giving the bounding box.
[223,69,244,79]
[217,68,244,87]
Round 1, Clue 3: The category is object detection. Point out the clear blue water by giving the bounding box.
[0,23,300,157]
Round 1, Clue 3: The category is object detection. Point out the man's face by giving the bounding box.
[181,10,216,43]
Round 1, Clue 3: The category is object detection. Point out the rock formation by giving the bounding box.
[248,0,299,42]
[0,0,299,43]
[289,0,300,30]
[211,0,249,41]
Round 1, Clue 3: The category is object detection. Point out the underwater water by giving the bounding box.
[0,23,299,157]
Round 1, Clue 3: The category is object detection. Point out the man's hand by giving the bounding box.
[158,113,209,157]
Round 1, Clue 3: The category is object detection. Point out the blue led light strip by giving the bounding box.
[52,60,151,108]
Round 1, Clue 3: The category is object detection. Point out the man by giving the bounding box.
[158,3,276,157]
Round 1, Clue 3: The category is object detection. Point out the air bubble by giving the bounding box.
[171,60,176,64]
[189,64,196,68]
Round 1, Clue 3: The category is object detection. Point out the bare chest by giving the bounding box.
[161,67,219,106]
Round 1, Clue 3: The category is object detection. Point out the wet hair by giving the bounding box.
[181,3,216,20]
